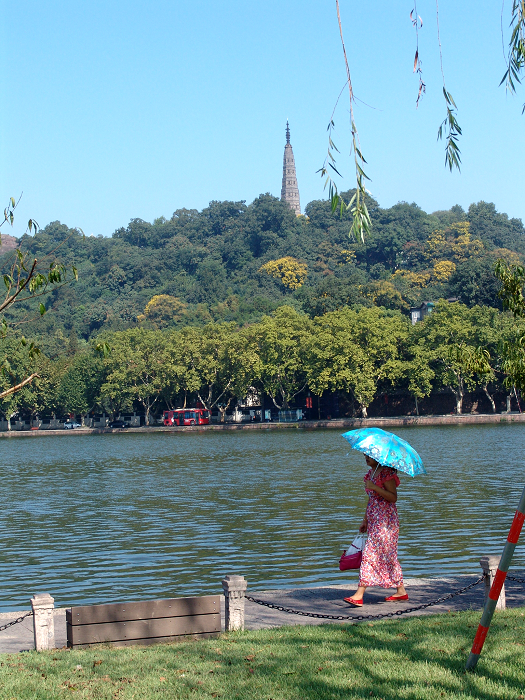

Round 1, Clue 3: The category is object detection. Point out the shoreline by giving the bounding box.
[2,571,525,653]
[0,411,524,438]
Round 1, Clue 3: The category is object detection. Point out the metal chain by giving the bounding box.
[0,611,33,633]
[246,575,486,622]
[506,575,525,583]
[0,575,494,633]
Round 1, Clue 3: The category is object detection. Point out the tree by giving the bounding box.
[468,202,525,254]
[253,306,312,409]
[413,301,502,413]
[137,295,187,328]
[56,350,106,420]
[494,261,525,394]
[99,328,175,424]
[402,344,435,416]
[169,322,259,421]
[306,306,409,418]
[0,198,78,400]
[362,280,408,312]
[258,257,308,291]
[245,194,299,257]
[0,335,40,428]
[192,259,228,303]
[296,267,367,317]
[448,255,503,308]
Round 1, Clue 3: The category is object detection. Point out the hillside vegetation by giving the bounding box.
[0,193,523,422]
[3,193,523,341]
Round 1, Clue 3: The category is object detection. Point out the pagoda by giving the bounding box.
[280,121,301,216]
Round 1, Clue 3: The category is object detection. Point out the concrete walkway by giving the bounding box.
[1,573,524,654]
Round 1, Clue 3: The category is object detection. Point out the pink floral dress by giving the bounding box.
[359,467,403,588]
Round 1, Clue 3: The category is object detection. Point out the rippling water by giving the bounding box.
[0,424,523,611]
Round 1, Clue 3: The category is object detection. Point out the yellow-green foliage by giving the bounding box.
[433,260,457,281]
[492,247,521,266]
[259,257,308,290]
[392,269,431,288]
[425,222,484,265]
[364,280,409,310]
[138,295,187,328]
[340,249,356,264]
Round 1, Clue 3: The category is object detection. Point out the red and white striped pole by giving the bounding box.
[466,483,525,671]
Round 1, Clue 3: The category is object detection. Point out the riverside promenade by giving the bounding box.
[1,412,525,439]
[2,572,524,654]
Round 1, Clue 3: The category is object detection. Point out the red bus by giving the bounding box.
[163,408,211,426]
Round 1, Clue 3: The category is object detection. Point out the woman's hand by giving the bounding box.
[365,475,398,503]
[359,518,368,533]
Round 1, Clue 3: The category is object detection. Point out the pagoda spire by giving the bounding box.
[280,121,301,216]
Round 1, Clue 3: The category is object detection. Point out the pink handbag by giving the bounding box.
[339,534,366,571]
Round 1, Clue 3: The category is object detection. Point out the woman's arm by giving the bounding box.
[359,514,368,533]
[364,477,398,503]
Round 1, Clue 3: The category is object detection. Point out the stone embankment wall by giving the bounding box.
[0,412,524,438]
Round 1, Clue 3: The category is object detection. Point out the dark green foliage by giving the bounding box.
[468,201,525,253]
[56,351,105,415]
[3,194,523,345]
[432,204,466,226]
[296,267,369,317]
[448,255,503,308]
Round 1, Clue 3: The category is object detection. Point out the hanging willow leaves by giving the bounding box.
[317,1,372,244]
[435,0,462,172]
[495,260,525,317]
[437,88,462,171]
[501,0,525,112]
[410,5,425,107]
[0,197,80,398]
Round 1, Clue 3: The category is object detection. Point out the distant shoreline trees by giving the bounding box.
[0,300,521,425]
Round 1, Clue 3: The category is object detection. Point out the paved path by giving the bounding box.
[1,574,524,654]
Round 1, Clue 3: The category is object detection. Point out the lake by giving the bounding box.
[0,424,523,612]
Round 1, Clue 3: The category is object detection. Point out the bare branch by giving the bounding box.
[0,373,39,399]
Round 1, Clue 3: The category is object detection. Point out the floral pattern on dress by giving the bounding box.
[359,467,403,588]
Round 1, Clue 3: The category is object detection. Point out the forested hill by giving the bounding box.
[5,192,524,343]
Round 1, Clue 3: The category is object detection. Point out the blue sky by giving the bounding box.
[3,1,524,238]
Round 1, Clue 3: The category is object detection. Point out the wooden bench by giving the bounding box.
[66,595,221,648]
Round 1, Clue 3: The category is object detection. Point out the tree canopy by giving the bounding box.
[3,193,523,344]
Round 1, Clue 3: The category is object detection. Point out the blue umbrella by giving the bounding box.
[342,427,426,477]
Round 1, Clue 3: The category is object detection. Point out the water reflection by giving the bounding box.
[0,424,523,611]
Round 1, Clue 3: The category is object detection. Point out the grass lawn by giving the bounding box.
[1,608,525,699]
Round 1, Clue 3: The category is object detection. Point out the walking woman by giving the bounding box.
[344,454,408,606]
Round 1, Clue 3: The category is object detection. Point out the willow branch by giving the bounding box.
[0,373,39,399]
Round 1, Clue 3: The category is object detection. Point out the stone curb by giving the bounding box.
[1,412,525,439]
[1,573,524,654]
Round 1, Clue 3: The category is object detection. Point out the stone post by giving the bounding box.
[31,593,55,651]
[480,556,506,611]
[222,575,247,631]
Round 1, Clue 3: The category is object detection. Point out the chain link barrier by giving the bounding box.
[0,611,33,633]
[246,574,486,623]
[2,571,517,634]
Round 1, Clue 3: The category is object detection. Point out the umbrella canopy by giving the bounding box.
[342,427,426,477]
